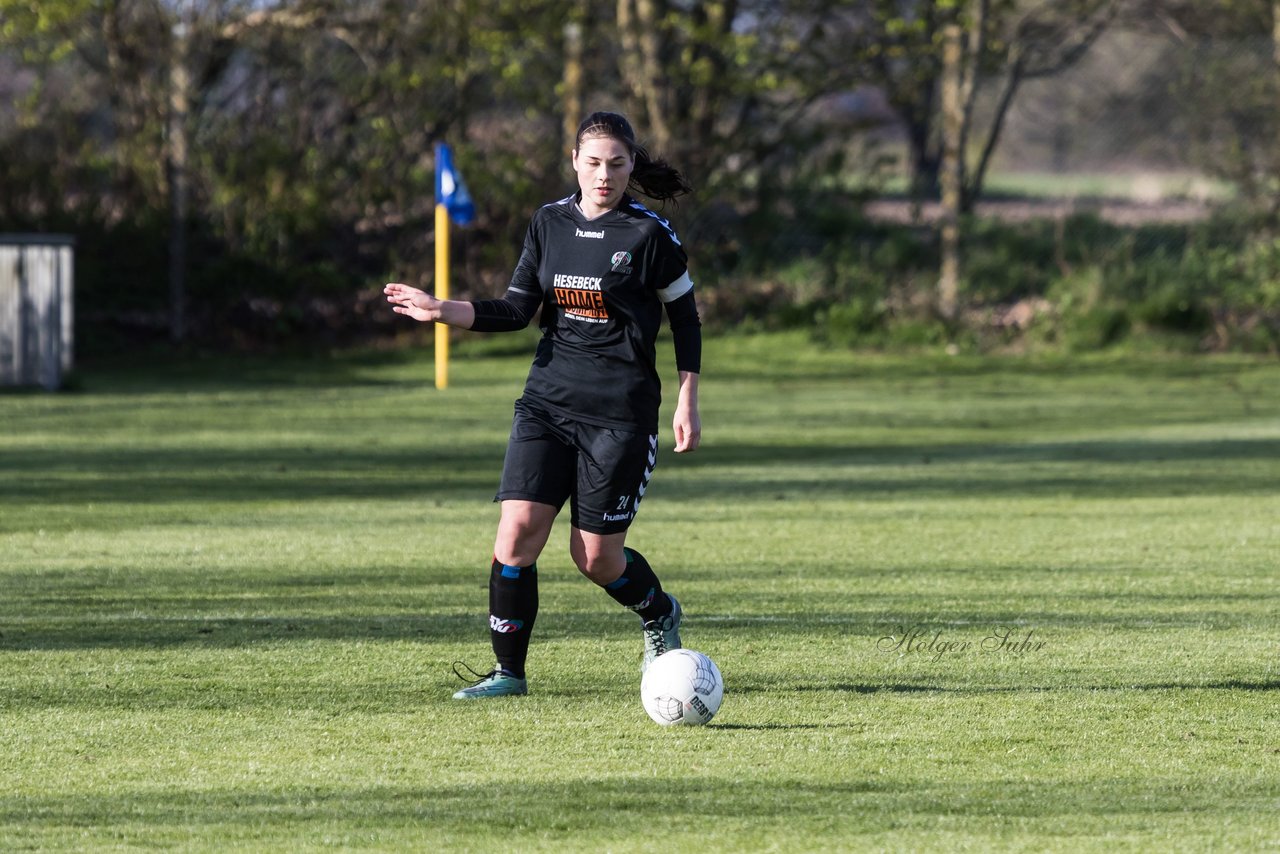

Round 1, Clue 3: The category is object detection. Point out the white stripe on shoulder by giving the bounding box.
[626,200,682,246]
[656,270,694,303]
[508,284,540,296]
[543,195,576,209]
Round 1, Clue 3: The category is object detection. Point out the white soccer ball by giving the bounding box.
[640,649,723,726]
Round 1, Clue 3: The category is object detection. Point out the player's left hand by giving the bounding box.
[673,403,701,453]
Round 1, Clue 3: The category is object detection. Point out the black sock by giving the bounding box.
[601,548,672,623]
[489,557,537,679]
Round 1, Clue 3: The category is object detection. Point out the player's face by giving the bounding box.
[573,135,634,217]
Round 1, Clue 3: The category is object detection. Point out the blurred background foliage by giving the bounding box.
[1,0,1278,355]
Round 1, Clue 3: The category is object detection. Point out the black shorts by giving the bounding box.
[496,399,658,535]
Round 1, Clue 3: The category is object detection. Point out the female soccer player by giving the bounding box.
[384,111,702,699]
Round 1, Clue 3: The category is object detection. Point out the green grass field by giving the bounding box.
[2,332,1278,851]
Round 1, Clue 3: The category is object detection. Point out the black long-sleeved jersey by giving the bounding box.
[470,193,701,432]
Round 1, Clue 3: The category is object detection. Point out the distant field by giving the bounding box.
[864,171,1231,225]
[981,171,1231,202]
[2,333,1278,851]
[872,170,1232,201]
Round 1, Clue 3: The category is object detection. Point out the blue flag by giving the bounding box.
[435,143,476,226]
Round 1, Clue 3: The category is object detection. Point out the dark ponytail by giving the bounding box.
[575,111,693,202]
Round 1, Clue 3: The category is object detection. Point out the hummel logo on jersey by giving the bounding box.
[575,227,605,239]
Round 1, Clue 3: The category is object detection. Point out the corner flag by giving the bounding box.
[433,143,474,390]
[435,143,475,226]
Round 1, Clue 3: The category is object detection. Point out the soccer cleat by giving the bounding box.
[641,594,683,673]
[451,662,528,700]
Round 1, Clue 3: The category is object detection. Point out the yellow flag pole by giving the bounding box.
[434,202,449,390]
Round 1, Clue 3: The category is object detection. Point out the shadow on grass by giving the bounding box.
[691,599,1279,631]
[0,444,503,506]
[710,348,1280,384]
[659,436,1280,499]
[0,604,687,653]
[706,723,828,730]
[821,680,1280,694]
[4,577,1276,652]
[3,435,1279,509]
[5,592,1276,653]
[75,347,529,393]
[1,775,1275,840]
[0,614,475,651]
[678,436,1280,470]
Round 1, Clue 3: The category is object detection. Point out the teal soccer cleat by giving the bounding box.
[451,663,528,700]
[641,594,683,674]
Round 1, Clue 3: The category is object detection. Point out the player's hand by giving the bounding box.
[673,402,701,453]
[384,282,442,322]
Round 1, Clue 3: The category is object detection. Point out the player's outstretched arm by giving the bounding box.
[673,370,701,453]
[384,282,477,328]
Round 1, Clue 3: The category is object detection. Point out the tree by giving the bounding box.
[606,0,896,272]
[4,0,1149,345]
[967,1,1117,208]
[938,13,972,319]
[614,0,751,188]
[836,0,1116,206]
[926,0,1117,317]
[1135,0,1280,212]
[1,0,582,332]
